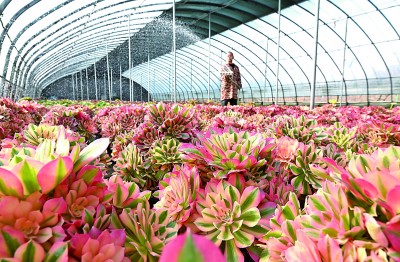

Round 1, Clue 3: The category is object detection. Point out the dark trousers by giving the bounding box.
[221,99,237,106]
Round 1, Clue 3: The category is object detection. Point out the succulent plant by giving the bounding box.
[22,124,85,149]
[106,174,151,209]
[145,138,183,182]
[274,115,327,144]
[339,146,400,220]
[69,227,128,261]
[95,105,147,141]
[195,179,268,262]
[146,102,197,141]
[111,131,135,159]
[326,122,358,151]
[154,164,200,225]
[41,106,98,142]
[111,201,179,261]
[132,122,163,152]
[181,127,275,181]
[113,143,146,186]
[0,98,34,140]
[288,142,325,194]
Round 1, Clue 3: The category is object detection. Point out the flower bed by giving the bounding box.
[0,98,399,261]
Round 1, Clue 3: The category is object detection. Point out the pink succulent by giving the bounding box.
[195,179,266,262]
[383,215,400,253]
[339,146,400,219]
[70,228,128,262]
[55,167,106,220]
[106,174,150,209]
[160,231,225,262]
[275,136,301,165]
[154,164,200,225]
[181,127,275,180]
[111,202,179,261]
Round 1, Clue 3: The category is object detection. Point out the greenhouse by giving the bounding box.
[0,1,399,261]
[0,0,398,106]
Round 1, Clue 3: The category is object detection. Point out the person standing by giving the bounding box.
[220,51,242,106]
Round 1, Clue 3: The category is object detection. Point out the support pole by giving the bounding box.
[339,16,349,106]
[310,0,321,110]
[128,15,132,102]
[148,52,150,102]
[94,58,98,100]
[106,41,111,102]
[71,74,75,100]
[80,70,83,100]
[104,74,107,100]
[172,0,177,103]
[208,12,211,102]
[111,69,113,100]
[86,67,89,100]
[120,64,122,100]
[275,0,281,105]
[264,39,269,105]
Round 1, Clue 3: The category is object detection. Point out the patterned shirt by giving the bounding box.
[220,63,242,100]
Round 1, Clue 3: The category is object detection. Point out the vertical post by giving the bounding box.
[94,61,98,100]
[120,64,122,100]
[264,39,269,104]
[208,12,211,101]
[172,0,177,103]
[128,14,132,102]
[106,41,111,102]
[275,0,281,105]
[76,73,79,100]
[310,0,321,110]
[340,16,348,106]
[80,70,83,100]
[148,52,150,102]
[111,69,113,100]
[104,74,107,100]
[141,73,143,101]
[71,74,75,100]
[86,67,89,100]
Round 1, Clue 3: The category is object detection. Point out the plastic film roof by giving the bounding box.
[1,0,400,105]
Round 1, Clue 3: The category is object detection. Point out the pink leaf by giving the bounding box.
[73,138,109,172]
[0,167,24,197]
[387,186,400,214]
[45,242,68,262]
[160,231,224,262]
[317,235,343,262]
[43,198,67,214]
[14,240,45,261]
[37,157,73,194]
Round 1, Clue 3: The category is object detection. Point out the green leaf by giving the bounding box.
[310,197,327,211]
[289,165,303,176]
[382,155,390,169]
[284,221,297,241]
[240,188,259,211]
[44,243,68,262]
[282,205,295,220]
[178,234,204,262]
[22,241,36,262]
[225,239,242,262]
[20,160,40,195]
[241,208,261,227]
[232,230,253,247]
[1,230,20,256]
